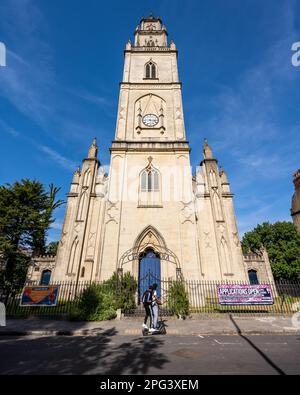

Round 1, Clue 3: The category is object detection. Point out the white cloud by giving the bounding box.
[37,145,77,172]
[50,220,63,231]
[0,119,20,137]
[71,90,113,108]
[1,118,77,172]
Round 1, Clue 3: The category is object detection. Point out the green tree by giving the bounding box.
[0,179,64,297]
[242,221,300,280]
[46,241,59,255]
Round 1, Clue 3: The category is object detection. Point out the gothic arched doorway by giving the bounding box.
[138,248,161,303]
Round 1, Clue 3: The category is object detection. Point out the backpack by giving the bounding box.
[142,289,152,305]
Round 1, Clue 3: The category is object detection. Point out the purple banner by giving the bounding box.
[217,284,274,305]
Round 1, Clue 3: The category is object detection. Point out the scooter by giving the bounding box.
[142,320,167,336]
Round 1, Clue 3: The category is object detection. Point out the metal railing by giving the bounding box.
[3,281,97,318]
[183,279,300,316]
[2,279,300,318]
[122,279,300,317]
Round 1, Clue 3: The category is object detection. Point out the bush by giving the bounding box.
[68,283,116,321]
[68,272,137,321]
[104,271,137,310]
[167,281,189,318]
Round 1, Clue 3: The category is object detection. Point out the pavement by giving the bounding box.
[0,314,299,336]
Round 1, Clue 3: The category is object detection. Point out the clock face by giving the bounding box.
[142,114,159,127]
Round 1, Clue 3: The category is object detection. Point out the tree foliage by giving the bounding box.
[46,241,59,255]
[68,272,137,321]
[104,271,137,310]
[167,281,189,318]
[0,179,64,295]
[242,221,300,280]
[68,283,117,321]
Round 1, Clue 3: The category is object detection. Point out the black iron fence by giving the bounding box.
[183,279,300,316]
[3,281,99,318]
[2,279,300,318]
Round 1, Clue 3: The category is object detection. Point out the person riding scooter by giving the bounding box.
[142,285,154,331]
[151,283,159,331]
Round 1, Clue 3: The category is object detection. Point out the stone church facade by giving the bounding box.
[28,16,274,285]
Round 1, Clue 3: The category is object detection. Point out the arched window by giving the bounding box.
[140,168,159,192]
[145,63,150,78]
[77,190,87,221]
[248,270,259,285]
[145,61,157,79]
[40,270,51,285]
[139,162,161,207]
[83,169,91,186]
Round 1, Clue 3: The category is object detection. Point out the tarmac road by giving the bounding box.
[0,333,299,375]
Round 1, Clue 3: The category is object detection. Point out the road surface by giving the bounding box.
[0,332,299,375]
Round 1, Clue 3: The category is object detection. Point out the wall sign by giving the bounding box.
[21,286,59,306]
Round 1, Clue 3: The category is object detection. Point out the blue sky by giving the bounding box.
[0,0,299,243]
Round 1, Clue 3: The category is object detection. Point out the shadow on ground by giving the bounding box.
[229,314,286,375]
[0,328,169,375]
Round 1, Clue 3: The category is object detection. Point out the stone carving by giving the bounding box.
[217,223,225,234]
[204,231,211,248]
[88,138,97,159]
[106,201,119,224]
[180,201,194,224]
[74,222,82,234]
[122,83,181,89]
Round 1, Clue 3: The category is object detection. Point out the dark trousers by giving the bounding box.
[144,304,153,328]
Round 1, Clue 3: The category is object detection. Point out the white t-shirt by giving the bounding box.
[152,290,158,307]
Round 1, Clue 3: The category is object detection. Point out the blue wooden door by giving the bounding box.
[139,250,161,302]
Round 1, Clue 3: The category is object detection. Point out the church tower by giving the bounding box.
[52,15,253,284]
[101,14,199,280]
